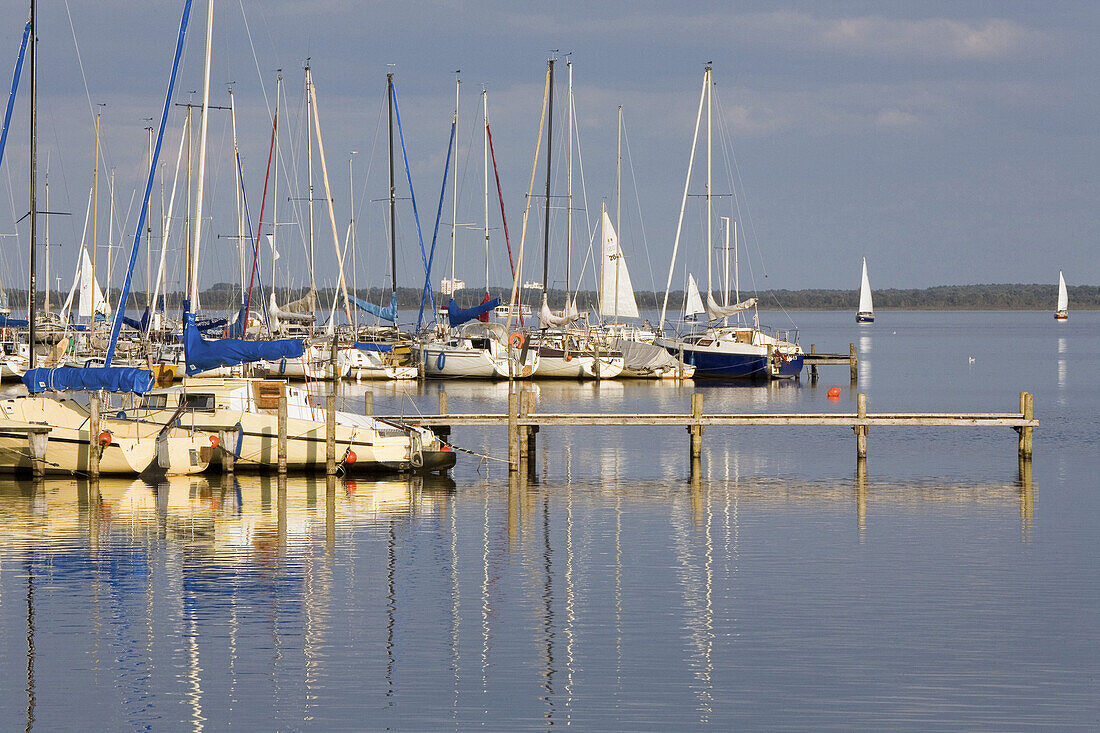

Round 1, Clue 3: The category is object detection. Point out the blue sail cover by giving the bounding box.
[23,366,154,394]
[183,307,303,376]
[121,306,152,333]
[353,342,393,353]
[0,314,29,328]
[447,297,500,327]
[351,293,398,323]
[227,304,247,338]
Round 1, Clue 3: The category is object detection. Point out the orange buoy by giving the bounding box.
[509,331,525,349]
[98,431,112,446]
[345,449,358,464]
[209,435,220,449]
[827,387,841,400]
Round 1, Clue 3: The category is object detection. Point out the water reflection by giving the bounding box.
[859,332,872,387]
[1057,336,1067,400]
[0,467,1038,729]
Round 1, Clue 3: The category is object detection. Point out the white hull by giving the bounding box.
[534,352,625,379]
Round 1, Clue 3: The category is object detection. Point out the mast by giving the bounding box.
[91,112,99,322]
[565,61,572,305]
[271,75,280,294]
[615,106,622,322]
[107,169,114,314]
[43,173,48,314]
[541,57,554,309]
[387,72,396,295]
[734,218,739,303]
[146,126,153,312]
[482,89,490,294]
[705,65,712,302]
[305,63,316,293]
[349,149,356,329]
[189,0,214,305]
[449,73,459,301]
[721,216,730,326]
[229,86,245,297]
[28,0,36,366]
[184,103,192,302]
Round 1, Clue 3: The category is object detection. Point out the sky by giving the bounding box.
[0,0,1096,307]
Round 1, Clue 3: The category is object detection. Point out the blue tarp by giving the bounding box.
[22,366,154,394]
[227,304,247,339]
[351,293,398,323]
[0,314,29,328]
[183,305,303,376]
[448,297,500,327]
[121,306,151,333]
[353,342,393,353]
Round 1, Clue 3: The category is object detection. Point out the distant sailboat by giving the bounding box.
[857,257,874,323]
[1055,271,1068,320]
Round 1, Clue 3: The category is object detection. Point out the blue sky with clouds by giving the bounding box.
[0,1,1095,303]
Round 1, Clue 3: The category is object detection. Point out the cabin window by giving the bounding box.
[182,394,216,412]
[140,394,168,410]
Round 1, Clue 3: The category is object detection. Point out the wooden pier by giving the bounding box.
[804,343,858,383]
[384,390,1037,472]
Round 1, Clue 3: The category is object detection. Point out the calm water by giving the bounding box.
[1,311,1097,730]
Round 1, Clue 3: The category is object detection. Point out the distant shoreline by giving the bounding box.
[8,283,1096,312]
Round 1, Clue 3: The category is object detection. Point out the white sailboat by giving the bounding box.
[1055,271,1068,320]
[655,65,803,380]
[857,257,874,323]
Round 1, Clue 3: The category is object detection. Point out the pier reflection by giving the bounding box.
[0,466,1035,729]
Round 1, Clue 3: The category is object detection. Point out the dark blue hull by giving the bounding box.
[674,347,804,380]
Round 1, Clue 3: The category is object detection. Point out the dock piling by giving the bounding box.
[220,430,236,473]
[326,392,337,475]
[810,344,818,383]
[689,392,704,460]
[28,430,47,478]
[1017,391,1034,459]
[850,343,858,383]
[363,390,373,416]
[855,392,868,458]
[89,391,101,479]
[524,390,538,466]
[277,391,288,474]
[508,390,519,471]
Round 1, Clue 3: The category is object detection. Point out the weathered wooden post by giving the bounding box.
[326,392,337,475]
[855,392,868,459]
[220,430,236,474]
[809,344,818,383]
[507,389,519,472]
[89,391,102,479]
[28,429,48,479]
[277,391,288,474]
[689,392,704,460]
[438,390,448,416]
[1018,391,1034,459]
[325,474,336,552]
[849,343,858,384]
[524,390,537,465]
[678,343,686,382]
[363,390,373,416]
[518,388,530,461]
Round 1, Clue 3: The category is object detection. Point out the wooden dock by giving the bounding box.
[804,343,858,383]
[383,390,1037,472]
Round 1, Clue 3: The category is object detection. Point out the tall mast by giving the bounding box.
[349,149,356,329]
[184,103,192,304]
[482,89,490,294]
[449,73,459,301]
[27,0,36,366]
[542,57,554,305]
[107,169,114,313]
[615,105,622,322]
[387,72,396,294]
[721,216,730,327]
[271,75,281,292]
[146,126,153,310]
[189,0,215,305]
[734,218,739,304]
[229,86,244,296]
[43,173,48,314]
[705,64,712,300]
[92,113,99,322]
[565,61,572,304]
[305,63,315,293]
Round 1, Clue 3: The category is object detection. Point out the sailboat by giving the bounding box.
[528,59,623,379]
[655,66,803,380]
[857,257,874,323]
[1055,271,1068,320]
[415,82,537,379]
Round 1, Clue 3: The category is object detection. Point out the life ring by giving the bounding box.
[436,351,446,371]
[410,431,424,469]
[509,332,525,349]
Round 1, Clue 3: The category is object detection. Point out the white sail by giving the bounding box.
[685,274,705,317]
[77,247,109,319]
[539,294,584,328]
[706,292,757,319]
[1057,271,1068,313]
[858,257,873,315]
[269,292,315,323]
[599,209,638,319]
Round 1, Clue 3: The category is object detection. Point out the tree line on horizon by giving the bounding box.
[8,282,1097,312]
